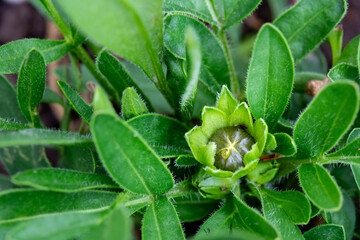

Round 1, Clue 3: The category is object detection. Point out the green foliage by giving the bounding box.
[273,0,347,63]
[247,23,294,130]
[17,49,46,127]
[0,0,359,239]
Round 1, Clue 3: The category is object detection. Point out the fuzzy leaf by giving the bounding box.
[142,197,185,240]
[261,188,310,225]
[232,196,278,240]
[78,204,132,240]
[90,114,174,195]
[273,0,347,63]
[338,35,360,66]
[298,164,342,211]
[304,225,345,240]
[323,137,360,165]
[58,80,93,124]
[352,165,360,190]
[0,75,27,122]
[96,50,151,109]
[0,39,72,74]
[273,133,297,156]
[261,190,304,240]
[180,27,201,118]
[17,49,45,126]
[12,169,118,192]
[0,189,117,221]
[294,81,359,158]
[128,113,190,158]
[175,155,198,166]
[164,14,230,94]
[6,210,106,240]
[56,0,164,82]
[0,118,28,130]
[0,129,92,148]
[328,63,359,83]
[324,192,356,240]
[163,0,214,24]
[121,87,149,120]
[195,198,235,239]
[215,0,262,29]
[247,23,294,130]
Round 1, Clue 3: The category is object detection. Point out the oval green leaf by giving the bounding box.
[0,129,92,148]
[261,188,310,225]
[142,197,185,240]
[0,75,27,122]
[304,224,345,240]
[260,190,303,240]
[12,169,118,192]
[247,23,294,130]
[294,81,359,158]
[328,63,360,83]
[0,39,72,74]
[128,113,191,158]
[338,35,360,66]
[195,198,235,239]
[323,137,360,165]
[298,163,342,211]
[273,133,297,156]
[0,189,117,221]
[96,50,152,109]
[232,196,279,240]
[273,0,347,63]
[78,204,132,240]
[215,0,262,29]
[17,49,45,126]
[324,192,356,240]
[90,114,174,195]
[56,0,164,82]
[6,210,106,240]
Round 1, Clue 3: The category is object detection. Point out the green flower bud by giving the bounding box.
[210,126,255,172]
[247,161,280,185]
[193,169,238,199]
[186,85,272,179]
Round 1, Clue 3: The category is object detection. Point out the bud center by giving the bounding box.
[209,126,255,172]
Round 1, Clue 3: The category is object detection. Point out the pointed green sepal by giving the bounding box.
[216,85,238,115]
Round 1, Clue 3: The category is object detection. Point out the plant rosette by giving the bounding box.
[186,85,271,181]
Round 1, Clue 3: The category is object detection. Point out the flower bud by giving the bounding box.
[185,85,273,180]
[247,161,280,185]
[193,169,238,199]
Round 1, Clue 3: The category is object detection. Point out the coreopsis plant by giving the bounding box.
[0,0,359,239]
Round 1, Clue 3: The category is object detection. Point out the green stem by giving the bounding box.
[203,0,239,95]
[60,103,71,131]
[218,31,239,95]
[39,0,72,42]
[73,46,121,105]
[69,53,82,92]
